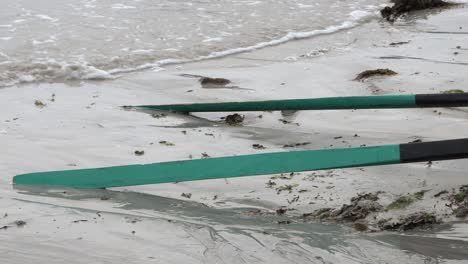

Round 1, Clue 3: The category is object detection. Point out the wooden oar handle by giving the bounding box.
[400,138,468,163]
[416,93,468,107]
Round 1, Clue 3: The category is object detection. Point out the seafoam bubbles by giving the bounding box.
[0,0,386,88]
[350,10,372,21]
[35,14,59,23]
[111,4,137,9]
[0,59,115,87]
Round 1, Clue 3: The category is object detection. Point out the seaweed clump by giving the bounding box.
[451,186,468,218]
[222,114,244,126]
[199,77,231,88]
[354,69,398,81]
[442,89,465,94]
[381,0,455,22]
[387,190,429,210]
[380,212,438,231]
[303,193,383,222]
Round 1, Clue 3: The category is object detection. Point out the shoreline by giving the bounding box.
[1,3,468,238]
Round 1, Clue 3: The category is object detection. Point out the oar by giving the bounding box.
[13,139,468,189]
[132,93,468,113]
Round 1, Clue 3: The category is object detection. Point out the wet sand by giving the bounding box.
[1,6,468,264]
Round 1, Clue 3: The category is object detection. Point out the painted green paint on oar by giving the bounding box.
[13,145,401,189]
[136,95,416,113]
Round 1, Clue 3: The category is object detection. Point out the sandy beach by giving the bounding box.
[1,3,468,263]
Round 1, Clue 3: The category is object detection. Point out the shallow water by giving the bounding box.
[0,0,383,87]
[1,186,467,263]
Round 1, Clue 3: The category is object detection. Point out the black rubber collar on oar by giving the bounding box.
[400,138,468,163]
[415,93,468,107]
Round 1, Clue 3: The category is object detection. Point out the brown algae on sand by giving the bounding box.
[387,190,429,210]
[34,100,46,108]
[379,212,438,231]
[222,114,244,126]
[354,69,398,81]
[442,89,465,94]
[200,76,231,88]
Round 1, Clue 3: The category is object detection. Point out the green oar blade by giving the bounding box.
[13,139,468,189]
[133,93,468,113]
[14,145,401,189]
[136,95,416,113]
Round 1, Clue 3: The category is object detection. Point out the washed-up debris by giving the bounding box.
[278,119,300,126]
[159,141,175,146]
[445,186,468,218]
[303,208,334,220]
[134,150,145,156]
[50,93,56,102]
[387,190,428,210]
[389,41,411,46]
[151,113,167,118]
[275,220,291,225]
[201,152,210,158]
[181,193,192,199]
[72,220,88,223]
[381,0,454,22]
[1,226,9,230]
[287,195,300,204]
[354,69,398,81]
[35,100,46,108]
[276,184,298,194]
[199,77,231,88]
[125,217,142,224]
[387,196,414,209]
[252,144,266,150]
[434,190,449,197]
[442,89,464,94]
[303,193,383,222]
[453,186,468,203]
[380,212,438,231]
[283,142,310,148]
[180,74,237,88]
[14,220,26,227]
[276,208,288,215]
[334,193,383,221]
[413,190,429,200]
[271,173,296,180]
[353,221,369,232]
[245,209,264,216]
[222,114,244,126]
[265,180,277,188]
[456,205,468,218]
